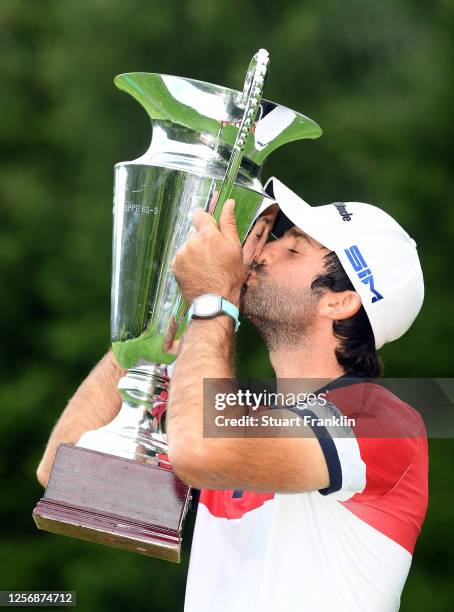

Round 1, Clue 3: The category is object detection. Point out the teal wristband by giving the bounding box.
[187,294,241,332]
[220,298,241,332]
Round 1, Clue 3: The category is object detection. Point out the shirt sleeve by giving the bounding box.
[283,383,425,502]
[286,402,367,501]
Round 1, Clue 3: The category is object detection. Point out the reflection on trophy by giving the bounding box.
[33,50,322,561]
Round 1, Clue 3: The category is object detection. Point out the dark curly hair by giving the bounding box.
[311,251,383,378]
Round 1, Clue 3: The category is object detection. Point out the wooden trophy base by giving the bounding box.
[33,444,192,563]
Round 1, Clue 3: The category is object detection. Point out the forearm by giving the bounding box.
[166,317,324,492]
[167,316,238,467]
[36,350,125,487]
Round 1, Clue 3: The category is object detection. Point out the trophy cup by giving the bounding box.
[33,50,322,561]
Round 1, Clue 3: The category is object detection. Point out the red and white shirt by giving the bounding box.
[184,379,428,612]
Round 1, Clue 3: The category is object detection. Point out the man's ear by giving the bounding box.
[318,289,362,321]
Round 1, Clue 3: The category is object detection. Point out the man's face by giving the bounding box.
[241,212,329,349]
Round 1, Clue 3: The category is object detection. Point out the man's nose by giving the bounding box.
[254,239,280,266]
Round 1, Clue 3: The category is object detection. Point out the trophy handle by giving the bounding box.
[213,49,270,218]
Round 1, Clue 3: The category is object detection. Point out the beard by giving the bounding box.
[240,264,319,351]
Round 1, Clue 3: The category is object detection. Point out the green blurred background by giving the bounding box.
[1,0,453,610]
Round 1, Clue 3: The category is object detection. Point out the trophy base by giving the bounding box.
[33,444,192,563]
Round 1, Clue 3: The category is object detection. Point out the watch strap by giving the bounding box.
[187,295,240,332]
[220,298,241,332]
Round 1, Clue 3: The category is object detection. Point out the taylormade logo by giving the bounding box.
[334,203,353,222]
[344,245,384,303]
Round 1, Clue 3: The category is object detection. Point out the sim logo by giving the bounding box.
[344,245,384,303]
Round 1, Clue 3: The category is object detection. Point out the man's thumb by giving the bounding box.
[219,199,240,244]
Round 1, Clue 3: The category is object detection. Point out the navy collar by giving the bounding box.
[314,373,366,395]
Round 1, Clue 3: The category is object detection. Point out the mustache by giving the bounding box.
[251,261,267,275]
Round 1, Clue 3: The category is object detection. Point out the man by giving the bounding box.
[37,178,428,611]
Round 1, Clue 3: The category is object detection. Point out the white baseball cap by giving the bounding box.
[255,177,424,349]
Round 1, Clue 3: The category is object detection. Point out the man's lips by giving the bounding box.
[243,269,260,288]
[244,263,268,289]
[246,269,256,281]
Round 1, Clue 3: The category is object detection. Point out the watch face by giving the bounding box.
[194,294,222,317]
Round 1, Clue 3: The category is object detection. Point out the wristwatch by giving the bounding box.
[187,294,240,331]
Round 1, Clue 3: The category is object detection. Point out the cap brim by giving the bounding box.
[252,176,311,225]
[264,177,338,250]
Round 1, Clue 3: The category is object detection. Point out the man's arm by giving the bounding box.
[167,315,329,492]
[36,350,125,487]
[167,202,329,493]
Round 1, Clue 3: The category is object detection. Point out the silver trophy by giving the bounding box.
[33,50,322,561]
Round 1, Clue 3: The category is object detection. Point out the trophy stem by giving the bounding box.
[77,363,171,464]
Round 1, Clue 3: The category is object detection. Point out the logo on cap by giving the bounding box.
[344,245,384,304]
[334,203,353,222]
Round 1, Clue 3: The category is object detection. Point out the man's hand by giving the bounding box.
[171,199,244,306]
